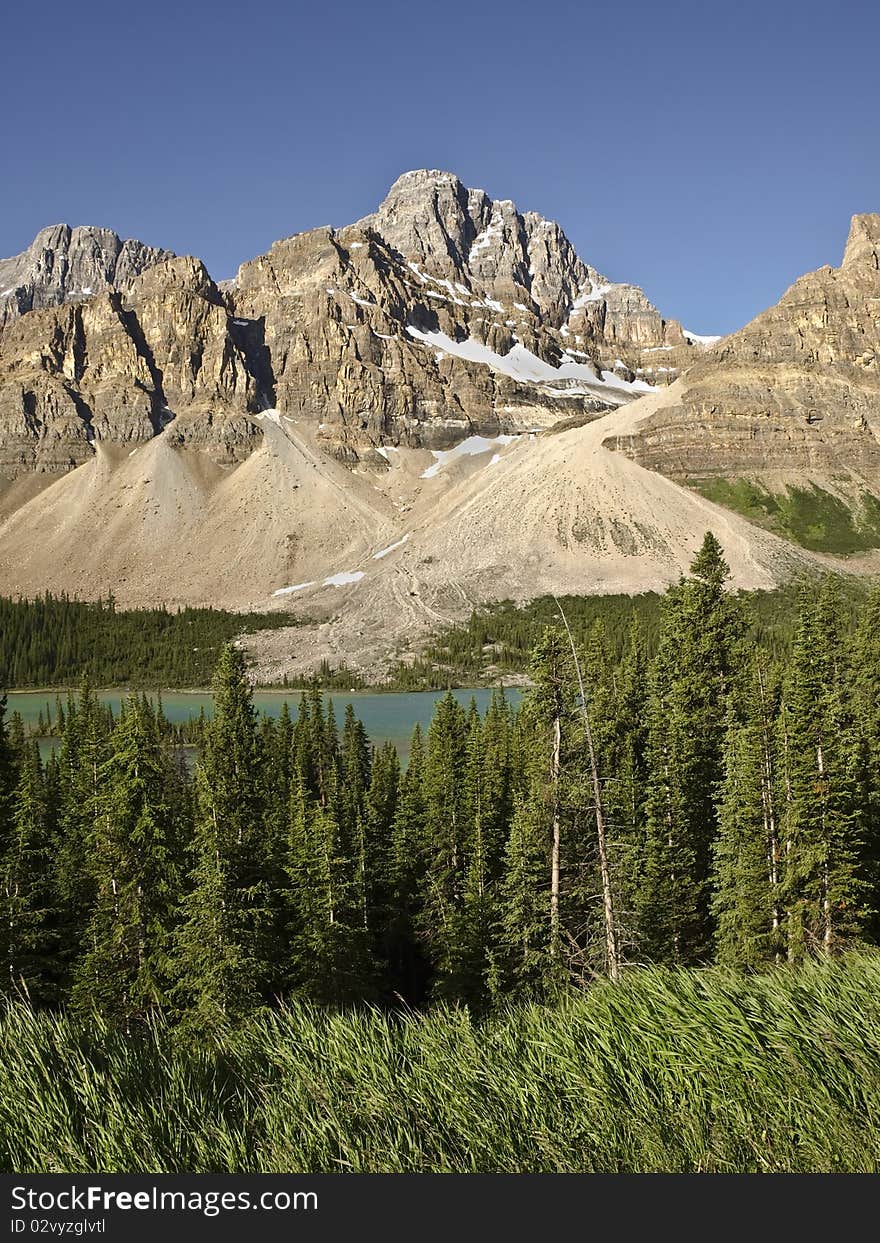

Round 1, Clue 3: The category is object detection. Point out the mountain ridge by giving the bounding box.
[0,169,713,483]
[0,177,877,679]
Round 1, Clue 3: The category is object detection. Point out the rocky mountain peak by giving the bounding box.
[842,213,880,271]
[617,210,880,496]
[363,168,489,275]
[358,169,688,354]
[0,223,173,325]
[0,173,720,494]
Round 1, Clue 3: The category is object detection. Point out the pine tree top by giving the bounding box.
[689,531,730,589]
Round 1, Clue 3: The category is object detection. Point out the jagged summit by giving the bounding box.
[843,212,880,270]
[0,223,173,325]
[0,172,723,484]
[359,168,688,349]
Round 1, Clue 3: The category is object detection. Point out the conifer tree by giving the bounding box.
[525,629,577,971]
[492,794,553,1001]
[365,740,400,986]
[340,704,373,933]
[603,618,649,955]
[281,771,376,1003]
[638,533,746,963]
[0,697,15,863]
[712,656,783,967]
[387,725,429,1002]
[71,699,180,1025]
[172,645,268,1030]
[53,684,112,982]
[494,629,583,994]
[780,587,864,959]
[418,692,474,998]
[850,586,880,939]
[0,738,57,1002]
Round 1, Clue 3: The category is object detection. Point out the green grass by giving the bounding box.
[690,478,880,554]
[3,955,880,1173]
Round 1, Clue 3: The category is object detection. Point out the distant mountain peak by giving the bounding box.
[0,224,174,323]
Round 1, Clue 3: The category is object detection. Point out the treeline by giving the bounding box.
[0,594,294,689]
[392,579,867,688]
[24,694,207,747]
[1,534,879,1031]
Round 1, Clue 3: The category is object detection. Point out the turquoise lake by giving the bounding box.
[10,687,523,758]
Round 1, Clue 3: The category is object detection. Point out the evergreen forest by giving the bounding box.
[0,594,295,689]
[4,532,880,1172]
[2,533,879,1025]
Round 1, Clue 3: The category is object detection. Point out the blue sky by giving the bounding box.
[2,0,877,334]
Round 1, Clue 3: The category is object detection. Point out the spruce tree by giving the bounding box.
[506,629,579,991]
[0,739,57,1002]
[387,725,429,1003]
[53,684,112,984]
[603,618,649,956]
[418,692,474,999]
[0,696,15,870]
[365,740,400,988]
[281,772,376,1004]
[780,587,864,959]
[172,645,268,1030]
[71,699,180,1025]
[340,703,373,935]
[638,533,746,963]
[850,586,880,940]
[712,656,783,967]
[492,794,553,1001]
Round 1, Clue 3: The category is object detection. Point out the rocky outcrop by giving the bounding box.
[0,171,718,481]
[218,170,717,462]
[228,222,629,459]
[1,174,711,480]
[358,170,697,375]
[612,214,880,488]
[0,225,172,326]
[360,170,696,365]
[0,256,261,478]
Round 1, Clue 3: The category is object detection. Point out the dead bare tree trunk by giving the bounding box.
[755,660,781,958]
[554,597,621,982]
[550,712,561,957]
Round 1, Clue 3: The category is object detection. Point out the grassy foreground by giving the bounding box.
[3,956,880,1174]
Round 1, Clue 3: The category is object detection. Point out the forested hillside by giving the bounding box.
[392,578,868,688]
[0,594,295,688]
[1,534,878,1026]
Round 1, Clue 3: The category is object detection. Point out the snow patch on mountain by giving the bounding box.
[273,581,316,596]
[420,434,520,479]
[683,329,722,345]
[323,570,365,586]
[372,534,410,559]
[406,326,656,399]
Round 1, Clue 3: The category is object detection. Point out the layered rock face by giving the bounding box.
[221,169,709,462]
[0,225,172,326]
[228,222,639,461]
[0,256,261,478]
[0,171,708,480]
[613,214,880,487]
[359,169,694,369]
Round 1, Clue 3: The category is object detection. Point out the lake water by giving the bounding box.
[9,686,524,759]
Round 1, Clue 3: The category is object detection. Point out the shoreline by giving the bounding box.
[7,679,531,698]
